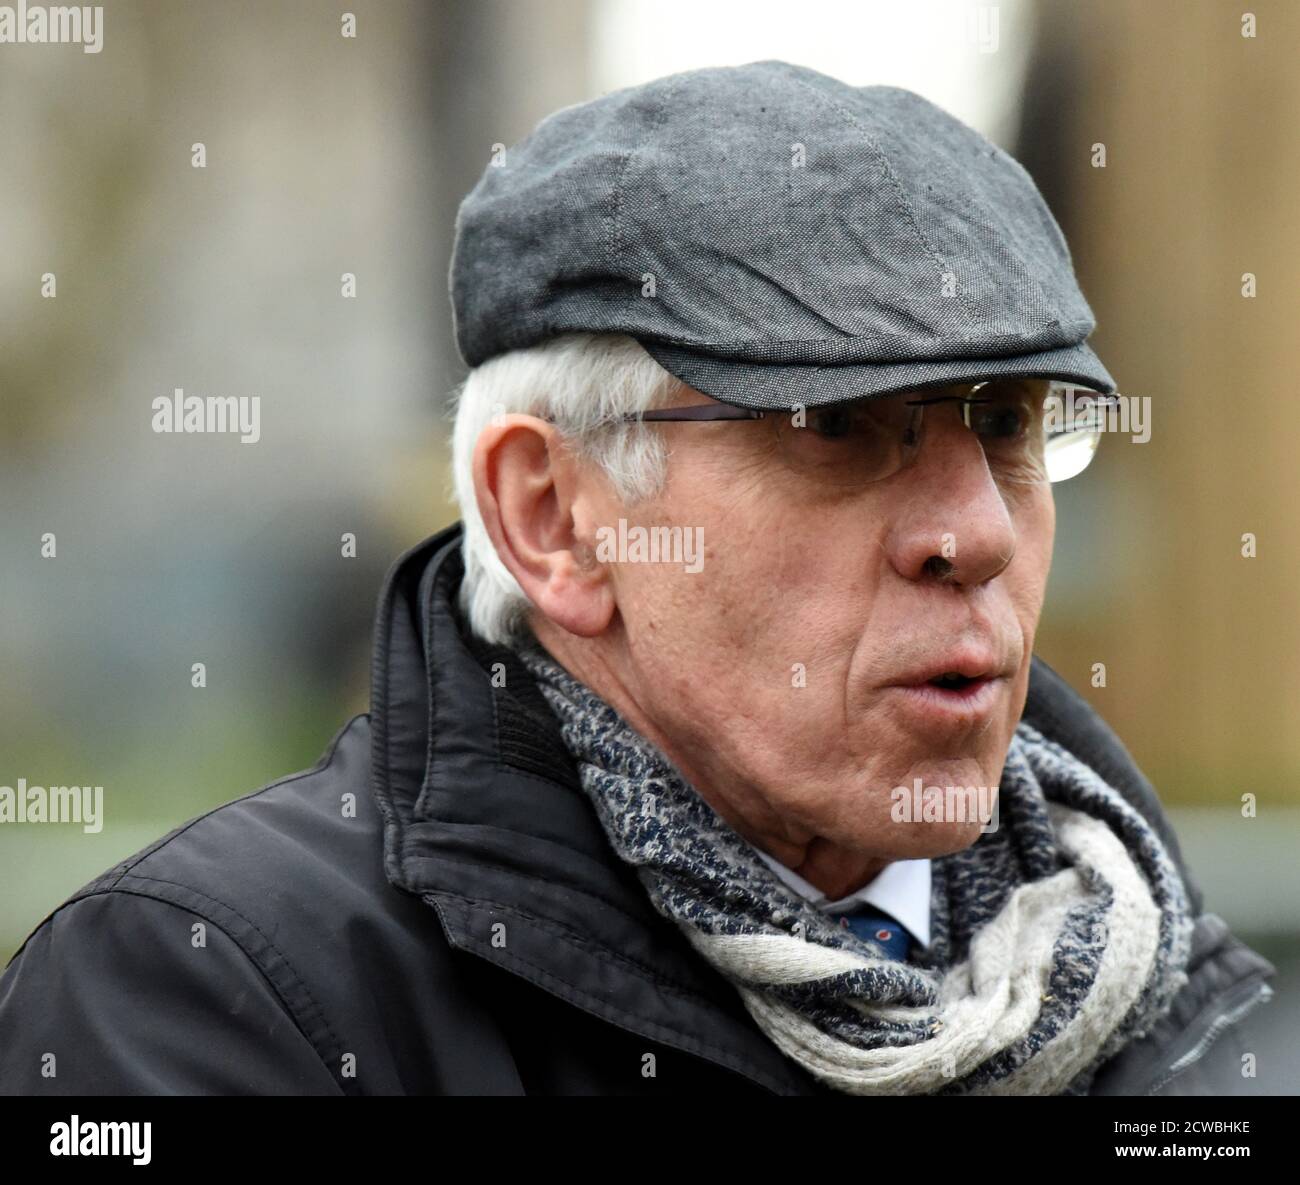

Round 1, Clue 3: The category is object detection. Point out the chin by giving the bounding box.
[904,816,989,858]
[866,756,1002,857]
[886,752,1002,792]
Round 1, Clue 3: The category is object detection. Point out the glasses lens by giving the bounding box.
[772,396,912,487]
[963,379,1048,484]
[768,381,1107,489]
[965,379,1108,484]
[1041,384,1108,483]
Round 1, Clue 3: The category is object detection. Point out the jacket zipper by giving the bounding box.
[1145,977,1274,1095]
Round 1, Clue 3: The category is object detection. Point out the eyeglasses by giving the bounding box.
[620,378,1116,487]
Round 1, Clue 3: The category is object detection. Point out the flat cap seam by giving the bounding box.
[784,73,987,333]
[958,147,1065,328]
[610,75,682,282]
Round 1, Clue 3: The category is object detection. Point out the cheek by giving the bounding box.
[703,498,877,670]
[1003,491,1055,710]
[601,488,750,659]
[615,483,864,698]
[1003,484,1054,605]
[1029,485,1056,562]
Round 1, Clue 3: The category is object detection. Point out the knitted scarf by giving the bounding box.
[514,641,1195,1096]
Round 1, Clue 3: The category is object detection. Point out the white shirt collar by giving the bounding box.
[751,847,932,949]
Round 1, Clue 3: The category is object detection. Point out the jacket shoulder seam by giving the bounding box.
[72,878,351,1093]
[86,713,368,896]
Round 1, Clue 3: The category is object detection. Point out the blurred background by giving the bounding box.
[2,0,1295,1088]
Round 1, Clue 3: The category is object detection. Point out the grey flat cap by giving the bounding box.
[450,59,1116,408]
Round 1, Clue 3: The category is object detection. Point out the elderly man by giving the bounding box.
[0,61,1276,1096]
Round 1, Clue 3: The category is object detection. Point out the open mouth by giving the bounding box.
[884,661,1003,723]
[929,671,979,691]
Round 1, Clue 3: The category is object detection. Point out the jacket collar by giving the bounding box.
[368,523,818,1094]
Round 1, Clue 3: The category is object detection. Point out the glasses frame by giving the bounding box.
[619,380,1118,485]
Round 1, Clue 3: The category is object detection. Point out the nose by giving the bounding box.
[883,403,1018,588]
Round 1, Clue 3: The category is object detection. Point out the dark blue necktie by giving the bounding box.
[836,905,913,961]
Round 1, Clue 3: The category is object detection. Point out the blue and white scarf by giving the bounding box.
[516,641,1194,1095]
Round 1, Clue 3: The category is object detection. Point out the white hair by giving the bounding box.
[447,332,684,645]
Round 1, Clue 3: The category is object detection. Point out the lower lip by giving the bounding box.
[884,677,1004,723]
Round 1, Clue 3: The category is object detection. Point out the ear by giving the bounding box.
[471,414,617,638]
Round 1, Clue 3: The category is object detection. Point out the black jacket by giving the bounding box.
[0,524,1278,1095]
